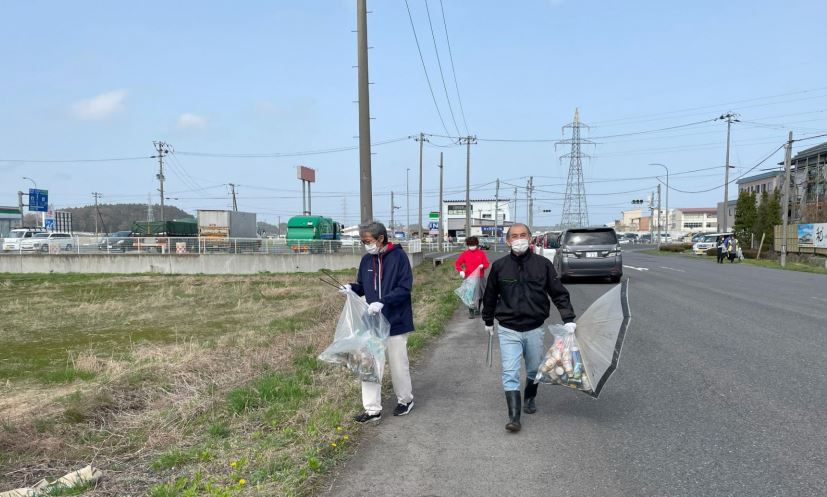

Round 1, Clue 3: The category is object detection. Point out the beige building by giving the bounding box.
[673,208,718,233]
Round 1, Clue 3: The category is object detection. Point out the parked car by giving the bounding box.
[2,228,48,251]
[553,227,623,282]
[21,232,73,252]
[477,236,497,250]
[692,232,731,255]
[98,231,134,252]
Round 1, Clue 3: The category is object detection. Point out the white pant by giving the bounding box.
[361,333,413,415]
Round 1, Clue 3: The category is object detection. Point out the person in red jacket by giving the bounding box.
[455,236,490,318]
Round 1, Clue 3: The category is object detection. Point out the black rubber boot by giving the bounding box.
[505,390,521,432]
[523,380,538,414]
[468,307,476,319]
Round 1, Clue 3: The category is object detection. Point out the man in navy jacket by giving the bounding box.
[344,221,415,423]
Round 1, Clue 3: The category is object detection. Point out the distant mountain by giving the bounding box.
[61,203,194,233]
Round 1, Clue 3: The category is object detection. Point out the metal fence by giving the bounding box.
[0,236,427,256]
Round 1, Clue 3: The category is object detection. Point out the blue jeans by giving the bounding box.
[497,325,545,391]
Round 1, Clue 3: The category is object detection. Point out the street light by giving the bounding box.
[649,163,669,243]
[22,177,43,227]
[406,168,410,236]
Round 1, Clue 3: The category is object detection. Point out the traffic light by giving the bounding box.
[542,209,552,213]
[631,199,644,205]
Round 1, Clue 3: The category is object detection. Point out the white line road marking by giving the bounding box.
[659,266,686,273]
[623,265,649,271]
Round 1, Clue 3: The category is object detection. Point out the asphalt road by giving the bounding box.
[324,249,827,497]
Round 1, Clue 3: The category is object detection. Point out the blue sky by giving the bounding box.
[2,0,826,227]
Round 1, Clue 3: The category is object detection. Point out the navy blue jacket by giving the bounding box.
[350,243,415,336]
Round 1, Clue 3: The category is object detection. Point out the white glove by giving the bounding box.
[459,271,465,278]
[338,284,352,294]
[485,325,494,336]
[478,264,484,269]
[368,302,384,315]
[564,322,577,334]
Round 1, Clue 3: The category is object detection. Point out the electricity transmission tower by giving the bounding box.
[557,108,594,228]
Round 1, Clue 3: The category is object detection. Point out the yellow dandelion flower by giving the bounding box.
[343,435,350,441]
[230,461,237,468]
[331,443,337,448]
[239,479,246,486]
[336,426,342,432]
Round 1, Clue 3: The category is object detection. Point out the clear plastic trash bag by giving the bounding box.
[454,267,485,309]
[535,324,594,394]
[318,290,391,382]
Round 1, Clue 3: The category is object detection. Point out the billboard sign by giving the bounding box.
[28,188,48,212]
[297,166,316,183]
[429,211,439,220]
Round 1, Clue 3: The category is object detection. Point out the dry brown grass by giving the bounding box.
[0,264,459,496]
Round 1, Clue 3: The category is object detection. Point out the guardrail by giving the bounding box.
[0,237,426,256]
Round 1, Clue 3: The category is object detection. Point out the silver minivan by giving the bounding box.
[553,227,623,282]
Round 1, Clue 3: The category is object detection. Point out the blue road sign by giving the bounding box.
[28,189,48,212]
[428,221,439,230]
[44,218,55,230]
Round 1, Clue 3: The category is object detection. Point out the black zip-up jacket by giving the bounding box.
[482,250,575,331]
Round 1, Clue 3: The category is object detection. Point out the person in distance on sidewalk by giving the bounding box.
[482,223,576,433]
[341,221,415,424]
[455,236,490,318]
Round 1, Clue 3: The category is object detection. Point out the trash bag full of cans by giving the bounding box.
[454,267,484,309]
[535,324,594,393]
[318,289,391,382]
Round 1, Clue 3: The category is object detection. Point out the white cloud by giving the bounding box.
[71,89,127,120]
[177,112,208,129]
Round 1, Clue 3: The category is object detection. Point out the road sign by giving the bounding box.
[44,218,55,230]
[28,189,48,212]
[428,221,439,230]
[429,211,439,220]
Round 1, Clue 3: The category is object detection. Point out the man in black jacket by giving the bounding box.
[482,223,576,432]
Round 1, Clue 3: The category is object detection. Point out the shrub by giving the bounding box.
[659,244,687,253]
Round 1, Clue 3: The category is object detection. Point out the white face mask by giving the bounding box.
[510,239,529,255]
[364,243,379,255]
[468,246,478,251]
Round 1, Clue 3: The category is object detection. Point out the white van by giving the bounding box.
[692,232,731,255]
[2,228,47,251]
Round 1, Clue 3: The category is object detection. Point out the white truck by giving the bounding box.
[196,210,259,253]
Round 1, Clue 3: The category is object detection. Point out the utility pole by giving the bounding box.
[459,135,476,237]
[649,191,654,244]
[438,152,444,252]
[526,176,534,228]
[513,187,518,222]
[495,178,500,247]
[229,183,238,211]
[92,192,103,235]
[153,141,169,222]
[406,168,410,235]
[781,131,793,268]
[17,191,24,227]
[390,191,395,231]
[720,112,739,233]
[415,133,428,239]
[657,183,662,249]
[357,0,373,223]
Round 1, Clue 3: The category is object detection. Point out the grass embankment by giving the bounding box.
[0,261,459,496]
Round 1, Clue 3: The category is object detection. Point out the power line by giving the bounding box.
[665,143,786,194]
[403,0,452,137]
[0,156,151,163]
[174,136,410,158]
[438,0,469,135]
[424,0,461,137]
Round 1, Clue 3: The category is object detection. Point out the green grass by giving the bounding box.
[0,265,459,497]
[42,480,97,496]
[740,257,827,274]
[151,447,215,471]
[644,249,827,275]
